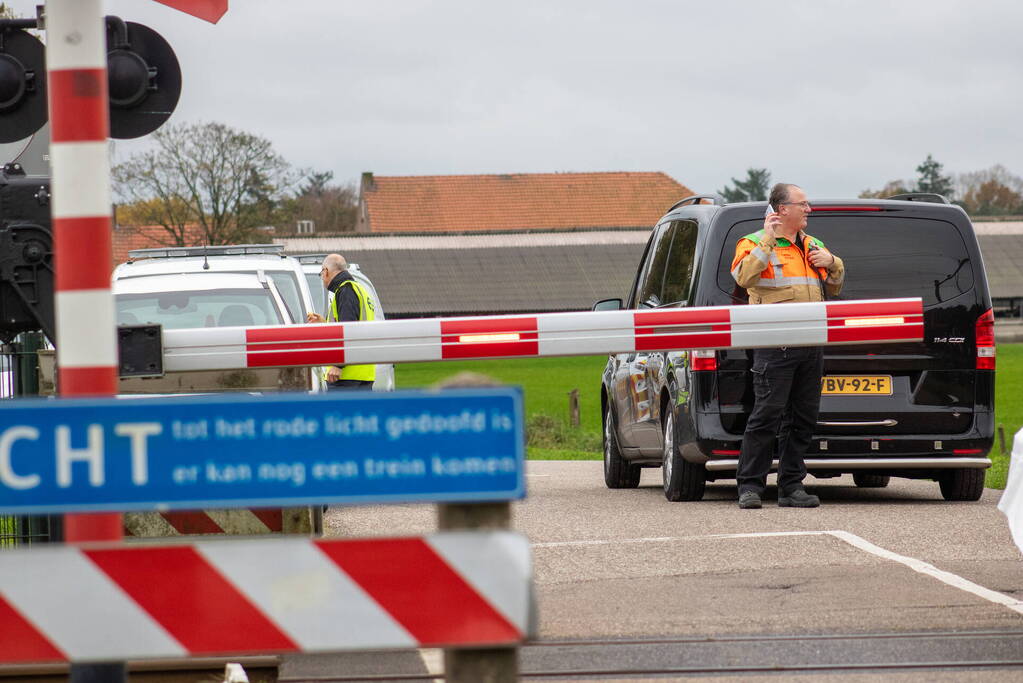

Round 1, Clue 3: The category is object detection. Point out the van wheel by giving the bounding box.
[603,406,640,489]
[939,468,985,501]
[662,410,705,501]
[852,473,890,488]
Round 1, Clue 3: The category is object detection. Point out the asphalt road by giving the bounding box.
[280,462,1023,681]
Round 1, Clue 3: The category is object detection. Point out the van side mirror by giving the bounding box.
[592,298,622,311]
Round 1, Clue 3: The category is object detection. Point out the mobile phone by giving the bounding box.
[765,203,777,216]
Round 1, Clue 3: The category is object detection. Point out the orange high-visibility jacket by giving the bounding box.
[731,229,845,305]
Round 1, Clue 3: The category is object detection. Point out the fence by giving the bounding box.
[0,333,60,548]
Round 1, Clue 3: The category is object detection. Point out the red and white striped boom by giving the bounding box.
[160,298,925,373]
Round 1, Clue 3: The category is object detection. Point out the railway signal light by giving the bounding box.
[0,17,181,143]
[0,27,47,144]
[104,18,181,139]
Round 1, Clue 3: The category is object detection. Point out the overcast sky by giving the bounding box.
[7,0,1023,198]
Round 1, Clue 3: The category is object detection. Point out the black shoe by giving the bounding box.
[779,489,820,508]
[738,491,762,509]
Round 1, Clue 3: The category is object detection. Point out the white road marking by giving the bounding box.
[533,530,1023,616]
[825,529,1023,616]
[534,536,686,548]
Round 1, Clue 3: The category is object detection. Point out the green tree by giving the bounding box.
[915,154,954,198]
[112,121,301,246]
[719,168,771,202]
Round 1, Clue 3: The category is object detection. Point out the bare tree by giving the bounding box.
[112,121,301,245]
[954,165,1023,215]
[961,178,1023,216]
[859,180,912,198]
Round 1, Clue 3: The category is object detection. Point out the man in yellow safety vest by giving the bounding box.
[306,253,377,390]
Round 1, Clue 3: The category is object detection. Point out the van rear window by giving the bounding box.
[716,216,975,307]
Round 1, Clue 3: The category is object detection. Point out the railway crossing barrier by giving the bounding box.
[0,387,531,681]
[153,297,925,373]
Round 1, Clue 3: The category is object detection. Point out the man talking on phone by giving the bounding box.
[730,183,845,509]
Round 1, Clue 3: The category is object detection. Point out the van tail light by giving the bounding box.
[691,349,717,371]
[976,308,995,370]
[809,206,883,212]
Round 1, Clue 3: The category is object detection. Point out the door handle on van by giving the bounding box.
[817,419,898,427]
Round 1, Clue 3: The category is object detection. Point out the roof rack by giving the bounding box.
[885,192,951,205]
[127,244,286,260]
[666,194,726,213]
[293,253,329,264]
[292,254,363,271]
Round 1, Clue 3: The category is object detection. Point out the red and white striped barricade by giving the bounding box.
[0,532,531,663]
[156,298,925,373]
[107,298,920,538]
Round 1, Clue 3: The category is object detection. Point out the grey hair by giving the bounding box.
[322,253,348,274]
[769,183,798,209]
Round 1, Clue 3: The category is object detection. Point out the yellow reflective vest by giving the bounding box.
[327,279,376,382]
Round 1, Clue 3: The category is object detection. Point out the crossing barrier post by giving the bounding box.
[439,502,518,683]
[42,0,124,680]
[431,371,521,681]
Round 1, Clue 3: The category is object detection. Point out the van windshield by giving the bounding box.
[716,216,975,307]
[117,290,285,329]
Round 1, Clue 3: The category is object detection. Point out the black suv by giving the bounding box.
[598,194,994,502]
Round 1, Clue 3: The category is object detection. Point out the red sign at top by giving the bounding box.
[152,0,228,24]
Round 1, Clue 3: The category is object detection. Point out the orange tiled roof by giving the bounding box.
[111,224,207,266]
[361,172,692,233]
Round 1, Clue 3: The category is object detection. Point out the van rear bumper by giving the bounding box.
[704,456,991,472]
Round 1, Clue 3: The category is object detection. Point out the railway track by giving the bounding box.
[278,629,1023,681]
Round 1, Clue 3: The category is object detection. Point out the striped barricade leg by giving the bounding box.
[124,508,313,537]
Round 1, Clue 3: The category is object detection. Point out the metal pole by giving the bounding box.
[16,331,43,396]
[44,0,124,679]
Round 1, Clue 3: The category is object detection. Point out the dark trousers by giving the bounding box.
[327,379,374,391]
[737,346,823,496]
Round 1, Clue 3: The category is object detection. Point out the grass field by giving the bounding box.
[394,356,605,459]
[992,343,1022,490]
[397,345,1022,489]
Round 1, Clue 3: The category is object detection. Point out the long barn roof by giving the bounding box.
[278,223,1023,316]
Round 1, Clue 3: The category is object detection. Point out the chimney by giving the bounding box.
[361,171,375,192]
[356,172,375,233]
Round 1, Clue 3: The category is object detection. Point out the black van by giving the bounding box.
[598,194,994,502]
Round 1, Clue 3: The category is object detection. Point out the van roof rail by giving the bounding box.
[292,254,363,271]
[127,244,285,260]
[293,253,329,264]
[885,192,951,204]
[666,193,726,213]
